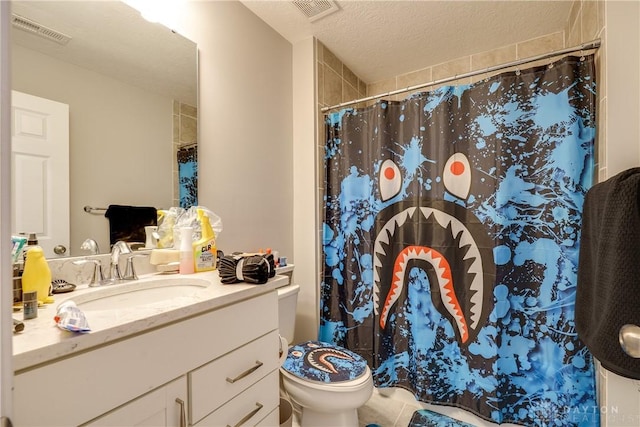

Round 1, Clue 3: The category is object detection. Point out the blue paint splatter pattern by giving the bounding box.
[178,146,198,208]
[282,341,368,383]
[320,56,598,426]
[409,409,476,427]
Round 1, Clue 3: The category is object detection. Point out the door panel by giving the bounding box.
[11,90,69,258]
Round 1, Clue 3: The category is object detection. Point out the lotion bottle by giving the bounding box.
[22,246,54,304]
[193,209,216,272]
[179,227,194,274]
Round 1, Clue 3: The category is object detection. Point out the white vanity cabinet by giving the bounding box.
[85,377,188,427]
[13,289,279,427]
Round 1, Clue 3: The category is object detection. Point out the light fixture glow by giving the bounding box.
[122,0,185,28]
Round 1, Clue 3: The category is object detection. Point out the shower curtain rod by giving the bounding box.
[321,38,601,113]
[179,142,198,149]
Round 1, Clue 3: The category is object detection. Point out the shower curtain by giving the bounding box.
[178,146,198,208]
[320,56,597,426]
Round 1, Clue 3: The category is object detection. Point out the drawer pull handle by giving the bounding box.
[226,360,263,383]
[175,398,186,427]
[227,402,263,427]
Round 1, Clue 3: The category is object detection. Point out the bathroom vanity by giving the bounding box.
[12,271,287,426]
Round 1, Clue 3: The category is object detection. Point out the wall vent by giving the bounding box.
[12,13,72,46]
[292,0,340,22]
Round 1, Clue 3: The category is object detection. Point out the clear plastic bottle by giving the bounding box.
[21,232,39,264]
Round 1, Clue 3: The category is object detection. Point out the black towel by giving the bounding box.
[104,204,157,246]
[576,168,640,379]
[219,253,276,284]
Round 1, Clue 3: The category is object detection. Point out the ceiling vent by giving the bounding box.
[11,13,72,45]
[292,0,340,22]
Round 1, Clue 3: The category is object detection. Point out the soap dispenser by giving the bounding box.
[179,227,194,274]
[22,246,54,305]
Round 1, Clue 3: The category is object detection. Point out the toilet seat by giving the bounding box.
[282,341,368,384]
[281,365,372,392]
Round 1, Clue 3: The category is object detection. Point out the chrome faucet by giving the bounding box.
[72,259,106,287]
[109,241,132,281]
[123,253,149,281]
[80,238,100,255]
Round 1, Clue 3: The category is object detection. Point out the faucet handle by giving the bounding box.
[123,253,149,281]
[72,259,105,287]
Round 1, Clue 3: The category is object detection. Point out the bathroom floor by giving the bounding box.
[355,389,424,427]
[288,388,413,427]
[288,388,458,427]
[289,387,520,427]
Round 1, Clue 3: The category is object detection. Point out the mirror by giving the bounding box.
[11,0,198,257]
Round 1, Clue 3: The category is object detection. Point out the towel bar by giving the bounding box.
[84,205,107,214]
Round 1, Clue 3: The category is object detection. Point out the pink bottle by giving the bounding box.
[179,227,194,274]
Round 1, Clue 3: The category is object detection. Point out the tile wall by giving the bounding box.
[172,101,198,206]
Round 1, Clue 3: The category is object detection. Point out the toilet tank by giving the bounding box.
[277,284,300,344]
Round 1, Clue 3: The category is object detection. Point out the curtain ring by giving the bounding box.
[483,66,490,83]
[515,68,521,76]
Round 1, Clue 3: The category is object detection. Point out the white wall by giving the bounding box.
[292,37,318,342]
[601,1,640,426]
[172,1,294,260]
[12,45,174,254]
[603,1,640,176]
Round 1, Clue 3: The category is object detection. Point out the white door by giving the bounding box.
[1,4,12,425]
[11,90,69,258]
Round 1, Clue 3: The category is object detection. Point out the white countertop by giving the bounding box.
[13,270,288,372]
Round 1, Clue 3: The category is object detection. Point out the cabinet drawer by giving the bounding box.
[190,330,279,424]
[256,408,279,426]
[194,370,279,427]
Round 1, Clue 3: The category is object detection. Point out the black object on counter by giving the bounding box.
[219,253,276,284]
[52,279,76,294]
[13,318,24,333]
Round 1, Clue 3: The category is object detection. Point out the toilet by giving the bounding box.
[277,284,373,427]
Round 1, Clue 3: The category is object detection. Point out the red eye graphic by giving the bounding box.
[443,153,471,200]
[380,159,402,201]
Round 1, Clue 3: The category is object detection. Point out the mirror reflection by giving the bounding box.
[11,0,198,258]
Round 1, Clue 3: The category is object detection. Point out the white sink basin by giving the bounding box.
[64,277,211,311]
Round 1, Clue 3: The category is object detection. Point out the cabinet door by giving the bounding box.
[84,377,187,427]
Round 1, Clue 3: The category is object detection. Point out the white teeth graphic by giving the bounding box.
[306,348,354,374]
[432,209,450,229]
[373,206,485,339]
[419,207,434,221]
[450,220,465,240]
[459,231,475,250]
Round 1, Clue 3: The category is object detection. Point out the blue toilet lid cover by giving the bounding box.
[282,341,368,383]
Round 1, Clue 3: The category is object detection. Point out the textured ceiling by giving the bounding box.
[240,0,574,83]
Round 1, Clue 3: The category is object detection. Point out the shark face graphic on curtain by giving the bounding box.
[321,56,597,426]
